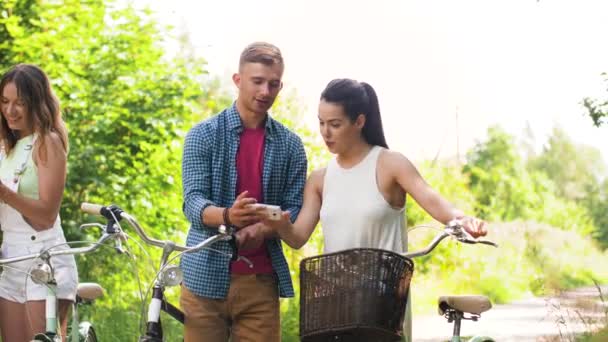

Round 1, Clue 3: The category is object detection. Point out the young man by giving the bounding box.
[180,42,307,341]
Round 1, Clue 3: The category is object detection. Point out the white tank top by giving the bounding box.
[320,146,407,254]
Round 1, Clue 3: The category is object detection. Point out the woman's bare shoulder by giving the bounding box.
[34,131,67,166]
[309,167,326,182]
[378,148,414,170]
[308,168,327,192]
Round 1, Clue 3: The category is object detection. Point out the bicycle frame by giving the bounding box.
[140,233,231,342]
[80,203,240,342]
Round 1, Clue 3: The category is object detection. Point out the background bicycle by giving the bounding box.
[299,220,498,342]
[0,217,125,341]
[80,202,243,342]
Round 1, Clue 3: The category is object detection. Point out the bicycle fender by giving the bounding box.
[78,322,94,339]
[468,336,495,342]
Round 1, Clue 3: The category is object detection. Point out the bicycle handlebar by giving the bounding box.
[0,232,118,265]
[80,202,239,260]
[403,220,497,259]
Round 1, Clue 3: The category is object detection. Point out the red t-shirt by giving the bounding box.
[230,127,274,274]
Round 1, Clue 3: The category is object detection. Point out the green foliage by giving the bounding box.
[528,127,605,201]
[582,179,608,247]
[0,0,210,236]
[525,126,608,246]
[464,126,540,221]
[0,0,225,336]
[583,72,608,127]
[464,126,599,236]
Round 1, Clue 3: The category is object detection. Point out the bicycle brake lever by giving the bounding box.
[79,223,105,231]
[114,232,131,255]
[459,238,498,247]
[218,225,242,263]
[228,234,239,262]
[477,240,498,247]
[114,239,126,254]
[228,234,253,268]
[114,244,133,257]
[237,256,254,268]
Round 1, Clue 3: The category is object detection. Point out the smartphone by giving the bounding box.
[251,203,282,221]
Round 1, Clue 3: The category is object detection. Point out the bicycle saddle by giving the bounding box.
[438,295,492,315]
[77,282,105,301]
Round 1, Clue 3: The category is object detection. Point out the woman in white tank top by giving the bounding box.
[261,78,487,342]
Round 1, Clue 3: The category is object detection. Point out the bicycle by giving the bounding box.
[299,220,498,342]
[80,202,244,342]
[0,216,126,342]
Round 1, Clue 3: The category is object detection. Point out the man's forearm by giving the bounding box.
[202,205,227,228]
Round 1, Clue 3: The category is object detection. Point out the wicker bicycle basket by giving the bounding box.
[299,248,414,342]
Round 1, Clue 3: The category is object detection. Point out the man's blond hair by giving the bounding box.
[239,42,284,70]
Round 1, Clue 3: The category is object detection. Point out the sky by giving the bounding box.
[134,0,608,163]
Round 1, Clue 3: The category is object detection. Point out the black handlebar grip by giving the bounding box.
[228,234,239,262]
[99,205,124,234]
[100,204,124,221]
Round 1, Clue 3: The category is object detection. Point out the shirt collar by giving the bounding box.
[227,102,276,138]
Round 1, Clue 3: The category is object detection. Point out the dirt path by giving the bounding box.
[412,286,607,341]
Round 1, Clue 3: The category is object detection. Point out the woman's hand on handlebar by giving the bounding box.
[457,216,487,238]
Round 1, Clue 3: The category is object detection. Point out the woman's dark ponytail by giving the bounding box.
[360,82,388,148]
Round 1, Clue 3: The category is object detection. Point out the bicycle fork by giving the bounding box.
[140,244,184,342]
[140,285,164,342]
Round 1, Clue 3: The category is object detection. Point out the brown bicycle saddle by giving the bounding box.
[438,295,492,315]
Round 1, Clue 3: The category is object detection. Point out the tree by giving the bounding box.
[528,127,608,247]
[528,126,605,201]
[583,72,608,127]
[1,0,226,338]
[582,179,608,247]
[464,126,538,221]
[1,0,211,236]
[464,126,597,235]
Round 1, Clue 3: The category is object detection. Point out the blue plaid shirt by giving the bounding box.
[181,103,307,299]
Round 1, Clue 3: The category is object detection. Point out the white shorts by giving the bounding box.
[0,229,78,303]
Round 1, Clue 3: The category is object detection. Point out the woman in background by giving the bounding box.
[0,64,78,341]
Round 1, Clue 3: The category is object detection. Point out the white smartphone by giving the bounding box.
[250,203,282,221]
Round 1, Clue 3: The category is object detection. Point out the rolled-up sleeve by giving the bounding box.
[182,125,216,228]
